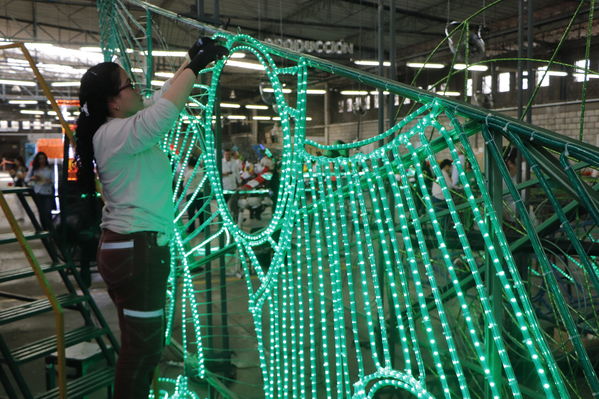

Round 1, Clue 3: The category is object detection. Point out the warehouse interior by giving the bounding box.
[0,0,598,398]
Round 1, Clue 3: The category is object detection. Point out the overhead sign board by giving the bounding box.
[264,37,354,57]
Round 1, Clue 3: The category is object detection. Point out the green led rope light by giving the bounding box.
[97,1,599,393]
[158,33,577,396]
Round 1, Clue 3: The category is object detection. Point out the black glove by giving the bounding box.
[186,43,229,75]
[187,36,216,59]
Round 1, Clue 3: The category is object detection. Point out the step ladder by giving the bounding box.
[0,187,119,399]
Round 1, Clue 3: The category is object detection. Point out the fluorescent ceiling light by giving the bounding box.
[306,117,313,121]
[537,67,567,77]
[272,116,281,121]
[0,79,36,87]
[155,71,174,78]
[441,91,461,96]
[354,60,391,67]
[226,60,265,71]
[149,50,187,57]
[226,115,246,120]
[8,100,37,105]
[544,71,567,77]
[454,64,488,71]
[6,58,30,65]
[20,110,44,115]
[36,63,89,78]
[39,63,74,71]
[406,62,445,69]
[263,87,292,94]
[369,90,390,95]
[151,80,166,86]
[573,73,599,79]
[221,103,241,108]
[340,90,369,95]
[51,81,80,87]
[230,53,246,59]
[26,43,104,64]
[131,68,144,73]
[47,111,57,116]
[252,116,271,120]
[245,104,269,110]
[186,102,201,108]
[306,89,326,94]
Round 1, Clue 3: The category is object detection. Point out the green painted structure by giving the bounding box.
[98,1,599,397]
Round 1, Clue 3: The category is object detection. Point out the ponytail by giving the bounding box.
[75,62,121,196]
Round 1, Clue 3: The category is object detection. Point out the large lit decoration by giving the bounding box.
[97,1,599,398]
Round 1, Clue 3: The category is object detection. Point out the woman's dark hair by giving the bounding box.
[31,152,49,171]
[75,62,122,195]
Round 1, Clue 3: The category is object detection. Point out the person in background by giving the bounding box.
[12,156,27,187]
[239,151,256,185]
[10,155,28,222]
[0,156,13,171]
[26,152,54,230]
[231,146,242,183]
[75,37,227,399]
[239,149,275,220]
[221,148,239,201]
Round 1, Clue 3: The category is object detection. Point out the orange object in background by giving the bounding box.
[56,99,80,107]
[36,138,63,159]
[67,157,78,181]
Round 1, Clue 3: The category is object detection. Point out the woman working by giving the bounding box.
[75,38,228,398]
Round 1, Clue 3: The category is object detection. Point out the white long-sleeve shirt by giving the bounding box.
[93,83,179,235]
[26,166,54,195]
[221,158,238,191]
[432,169,454,200]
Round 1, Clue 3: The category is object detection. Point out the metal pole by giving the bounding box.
[32,1,37,39]
[526,0,534,125]
[377,0,385,142]
[483,126,504,399]
[523,0,533,201]
[219,233,229,351]
[213,0,220,24]
[515,0,525,188]
[251,109,258,142]
[196,0,204,18]
[324,83,330,144]
[388,0,397,129]
[517,0,524,120]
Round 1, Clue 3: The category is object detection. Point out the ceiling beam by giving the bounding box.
[0,15,100,44]
[396,3,599,61]
[30,0,95,7]
[341,0,447,24]
[228,14,442,36]
[0,15,99,44]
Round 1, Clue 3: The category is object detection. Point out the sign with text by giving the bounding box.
[264,37,354,57]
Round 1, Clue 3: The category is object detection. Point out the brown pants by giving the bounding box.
[97,229,170,399]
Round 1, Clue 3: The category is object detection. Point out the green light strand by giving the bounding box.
[111,29,590,398]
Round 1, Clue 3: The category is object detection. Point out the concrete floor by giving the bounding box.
[0,189,266,399]
[2,182,597,398]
